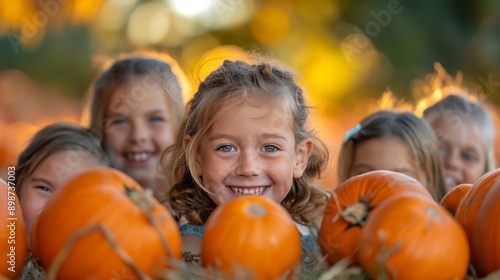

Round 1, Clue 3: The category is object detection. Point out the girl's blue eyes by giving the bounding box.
[262,145,279,152]
[111,119,126,125]
[216,145,279,152]
[110,116,164,125]
[149,116,164,123]
[440,146,478,163]
[461,153,477,162]
[35,186,51,193]
[218,145,235,152]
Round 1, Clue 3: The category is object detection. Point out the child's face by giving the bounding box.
[349,137,426,185]
[192,98,311,206]
[104,78,175,187]
[19,151,101,239]
[431,119,486,190]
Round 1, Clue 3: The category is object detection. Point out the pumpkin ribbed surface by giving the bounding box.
[471,178,500,276]
[201,196,301,280]
[440,183,472,216]
[319,170,432,266]
[455,169,500,271]
[358,195,469,280]
[31,167,181,279]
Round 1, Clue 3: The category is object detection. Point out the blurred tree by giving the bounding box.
[0,26,94,97]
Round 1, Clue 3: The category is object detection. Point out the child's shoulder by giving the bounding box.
[295,222,318,236]
[178,217,205,237]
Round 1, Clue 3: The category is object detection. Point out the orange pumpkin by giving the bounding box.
[319,170,432,266]
[455,169,500,270]
[201,196,301,280]
[358,195,469,280]
[472,178,500,276]
[440,183,472,216]
[0,177,28,279]
[30,167,181,279]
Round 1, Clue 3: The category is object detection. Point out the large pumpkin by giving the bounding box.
[30,167,182,279]
[319,170,432,266]
[455,168,500,270]
[0,177,28,279]
[358,195,469,280]
[440,183,472,216]
[472,177,500,276]
[201,196,301,280]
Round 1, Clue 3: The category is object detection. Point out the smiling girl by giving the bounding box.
[423,93,496,190]
[162,59,330,261]
[88,51,188,200]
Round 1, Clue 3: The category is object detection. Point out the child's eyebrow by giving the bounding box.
[31,177,54,187]
[208,133,288,141]
[106,112,127,118]
[464,145,481,153]
[351,163,373,169]
[208,134,234,141]
[393,168,415,175]
[147,109,168,114]
[260,133,288,141]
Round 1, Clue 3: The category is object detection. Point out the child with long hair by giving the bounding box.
[15,122,112,239]
[415,63,497,191]
[162,59,330,261]
[423,93,496,190]
[87,50,189,200]
[338,110,448,202]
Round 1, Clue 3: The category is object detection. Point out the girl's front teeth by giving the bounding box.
[126,153,150,161]
[230,187,266,195]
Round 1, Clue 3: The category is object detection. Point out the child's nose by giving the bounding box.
[129,123,148,143]
[236,151,260,177]
[444,151,461,170]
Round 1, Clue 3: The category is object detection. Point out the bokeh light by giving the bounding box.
[127,2,171,46]
[251,4,290,45]
[169,0,213,16]
[181,34,221,72]
[192,45,253,83]
[94,0,136,33]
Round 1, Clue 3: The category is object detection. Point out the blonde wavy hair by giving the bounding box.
[161,59,330,226]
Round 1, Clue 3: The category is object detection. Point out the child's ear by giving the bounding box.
[293,139,313,178]
[182,135,191,149]
[183,135,203,176]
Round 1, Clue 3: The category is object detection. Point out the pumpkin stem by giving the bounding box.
[20,253,46,279]
[182,251,201,266]
[340,202,369,226]
[248,203,267,217]
[125,185,154,212]
[124,185,176,266]
[47,224,150,280]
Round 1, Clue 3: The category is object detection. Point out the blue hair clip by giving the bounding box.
[343,124,362,143]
